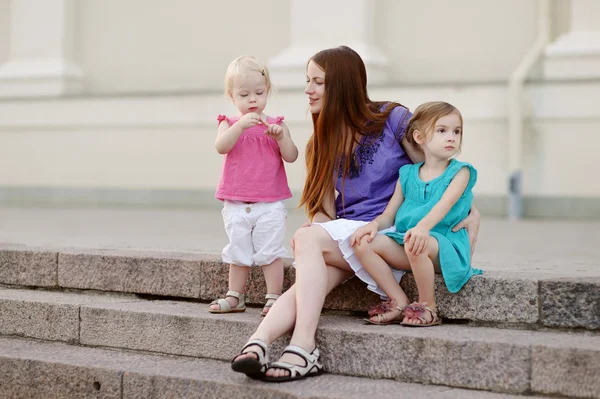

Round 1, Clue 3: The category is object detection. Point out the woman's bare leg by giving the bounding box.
[265,225,352,378]
[235,226,351,369]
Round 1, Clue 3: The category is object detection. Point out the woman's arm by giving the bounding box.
[401,134,424,164]
[452,205,481,261]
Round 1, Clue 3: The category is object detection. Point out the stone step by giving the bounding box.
[1,245,599,329]
[0,336,535,399]
[0,287,598,398]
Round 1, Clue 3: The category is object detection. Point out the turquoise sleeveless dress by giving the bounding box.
[385,159,483,293]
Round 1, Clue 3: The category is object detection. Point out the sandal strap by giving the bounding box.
[283,345,319,363]
[265,293,280,301]
[267,345,322,378]
[233,338,268,364]
[210,298,231,310]
[226,290,244,300]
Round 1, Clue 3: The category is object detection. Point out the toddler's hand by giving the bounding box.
[265,124,284,141]
[404,225,430,255]
[238,112,261,130]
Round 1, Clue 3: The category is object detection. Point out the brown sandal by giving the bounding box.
[400,302,441,327]
[364,300,404,325]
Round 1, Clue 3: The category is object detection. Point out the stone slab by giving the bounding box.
[2,247,599,327]
[0,336,533,399]
[401,272,540,323]
[58,249,207,298]
[0,287,137,343]
[0,247,57,287]
[532,344,600,398]
[540,277,600,330]
[80,300,600,395]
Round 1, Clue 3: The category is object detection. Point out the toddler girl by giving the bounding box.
[210,56,299,316]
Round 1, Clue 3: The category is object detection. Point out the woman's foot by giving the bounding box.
[401,302,441,327]
[231,339,268,378]
[264,342,316,379]
[263,345,323,381]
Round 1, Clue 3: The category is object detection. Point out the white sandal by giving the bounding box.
[208,290,246,313]
[260,293,280,317]
[262,345,324,382]
[231,338,268,379]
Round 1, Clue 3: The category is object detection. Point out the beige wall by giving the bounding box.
[0,0,9,64]
[76,0,290,94]
[376,0,538,84]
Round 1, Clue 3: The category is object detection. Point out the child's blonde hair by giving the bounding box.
[224,55,272,99]
[406,101,464,155]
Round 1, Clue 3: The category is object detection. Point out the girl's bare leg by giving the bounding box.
[261,258,284,315]
[354,235,412,322]
[403,237,440,324]
[209,264,250,310]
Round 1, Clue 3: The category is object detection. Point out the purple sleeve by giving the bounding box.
[388,106,412,145]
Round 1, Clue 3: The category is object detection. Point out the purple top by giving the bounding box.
[335,105,412,222]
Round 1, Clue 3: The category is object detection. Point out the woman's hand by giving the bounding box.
[350,221,378,247]
[452,206,481,261]
[404,225,430,255]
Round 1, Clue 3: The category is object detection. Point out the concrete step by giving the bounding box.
[1,245,599,329]
[0,336,538,399]
[0,287,598,398]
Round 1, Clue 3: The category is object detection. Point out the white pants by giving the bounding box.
[221,200,288,267]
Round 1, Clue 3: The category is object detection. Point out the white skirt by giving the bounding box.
[313,218,405,298]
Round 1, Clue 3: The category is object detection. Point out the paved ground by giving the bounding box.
[0,206,598,276]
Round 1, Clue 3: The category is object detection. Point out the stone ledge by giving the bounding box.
[1,248,598,328]
[540,277,600,330]
[0,336,529,399]
[79,300,600,395]
[0,247,58,287]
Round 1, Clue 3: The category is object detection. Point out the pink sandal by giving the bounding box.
[364,299,404,325]
[401,302,441,327]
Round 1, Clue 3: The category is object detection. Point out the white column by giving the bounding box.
[544,0,600,79]
[268,0,389,88]
[0,0,84,97]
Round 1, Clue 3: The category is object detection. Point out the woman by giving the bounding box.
[230,46,480,382]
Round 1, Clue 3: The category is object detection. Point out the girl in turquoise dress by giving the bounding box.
[350,101,482,327]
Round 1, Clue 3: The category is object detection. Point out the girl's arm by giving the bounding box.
[350,181,404,246]
[215,113,260,154]
[401,134,424,164]
[372,180,404,230]
[274,122,299,163]
[405,167,471,255]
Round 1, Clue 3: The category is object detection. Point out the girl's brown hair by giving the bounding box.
[406,101,463,154]
[299,46,408,220]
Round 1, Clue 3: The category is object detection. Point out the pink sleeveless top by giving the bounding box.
[215,115,292,202]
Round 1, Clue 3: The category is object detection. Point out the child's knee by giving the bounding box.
[353,236,372,257]
[292,226,319,251]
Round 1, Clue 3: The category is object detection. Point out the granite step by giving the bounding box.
[0,287,598,398]
[0,336,539,399]
[1,245,599,329]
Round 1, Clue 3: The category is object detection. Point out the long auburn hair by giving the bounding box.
[299,46,407,220]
